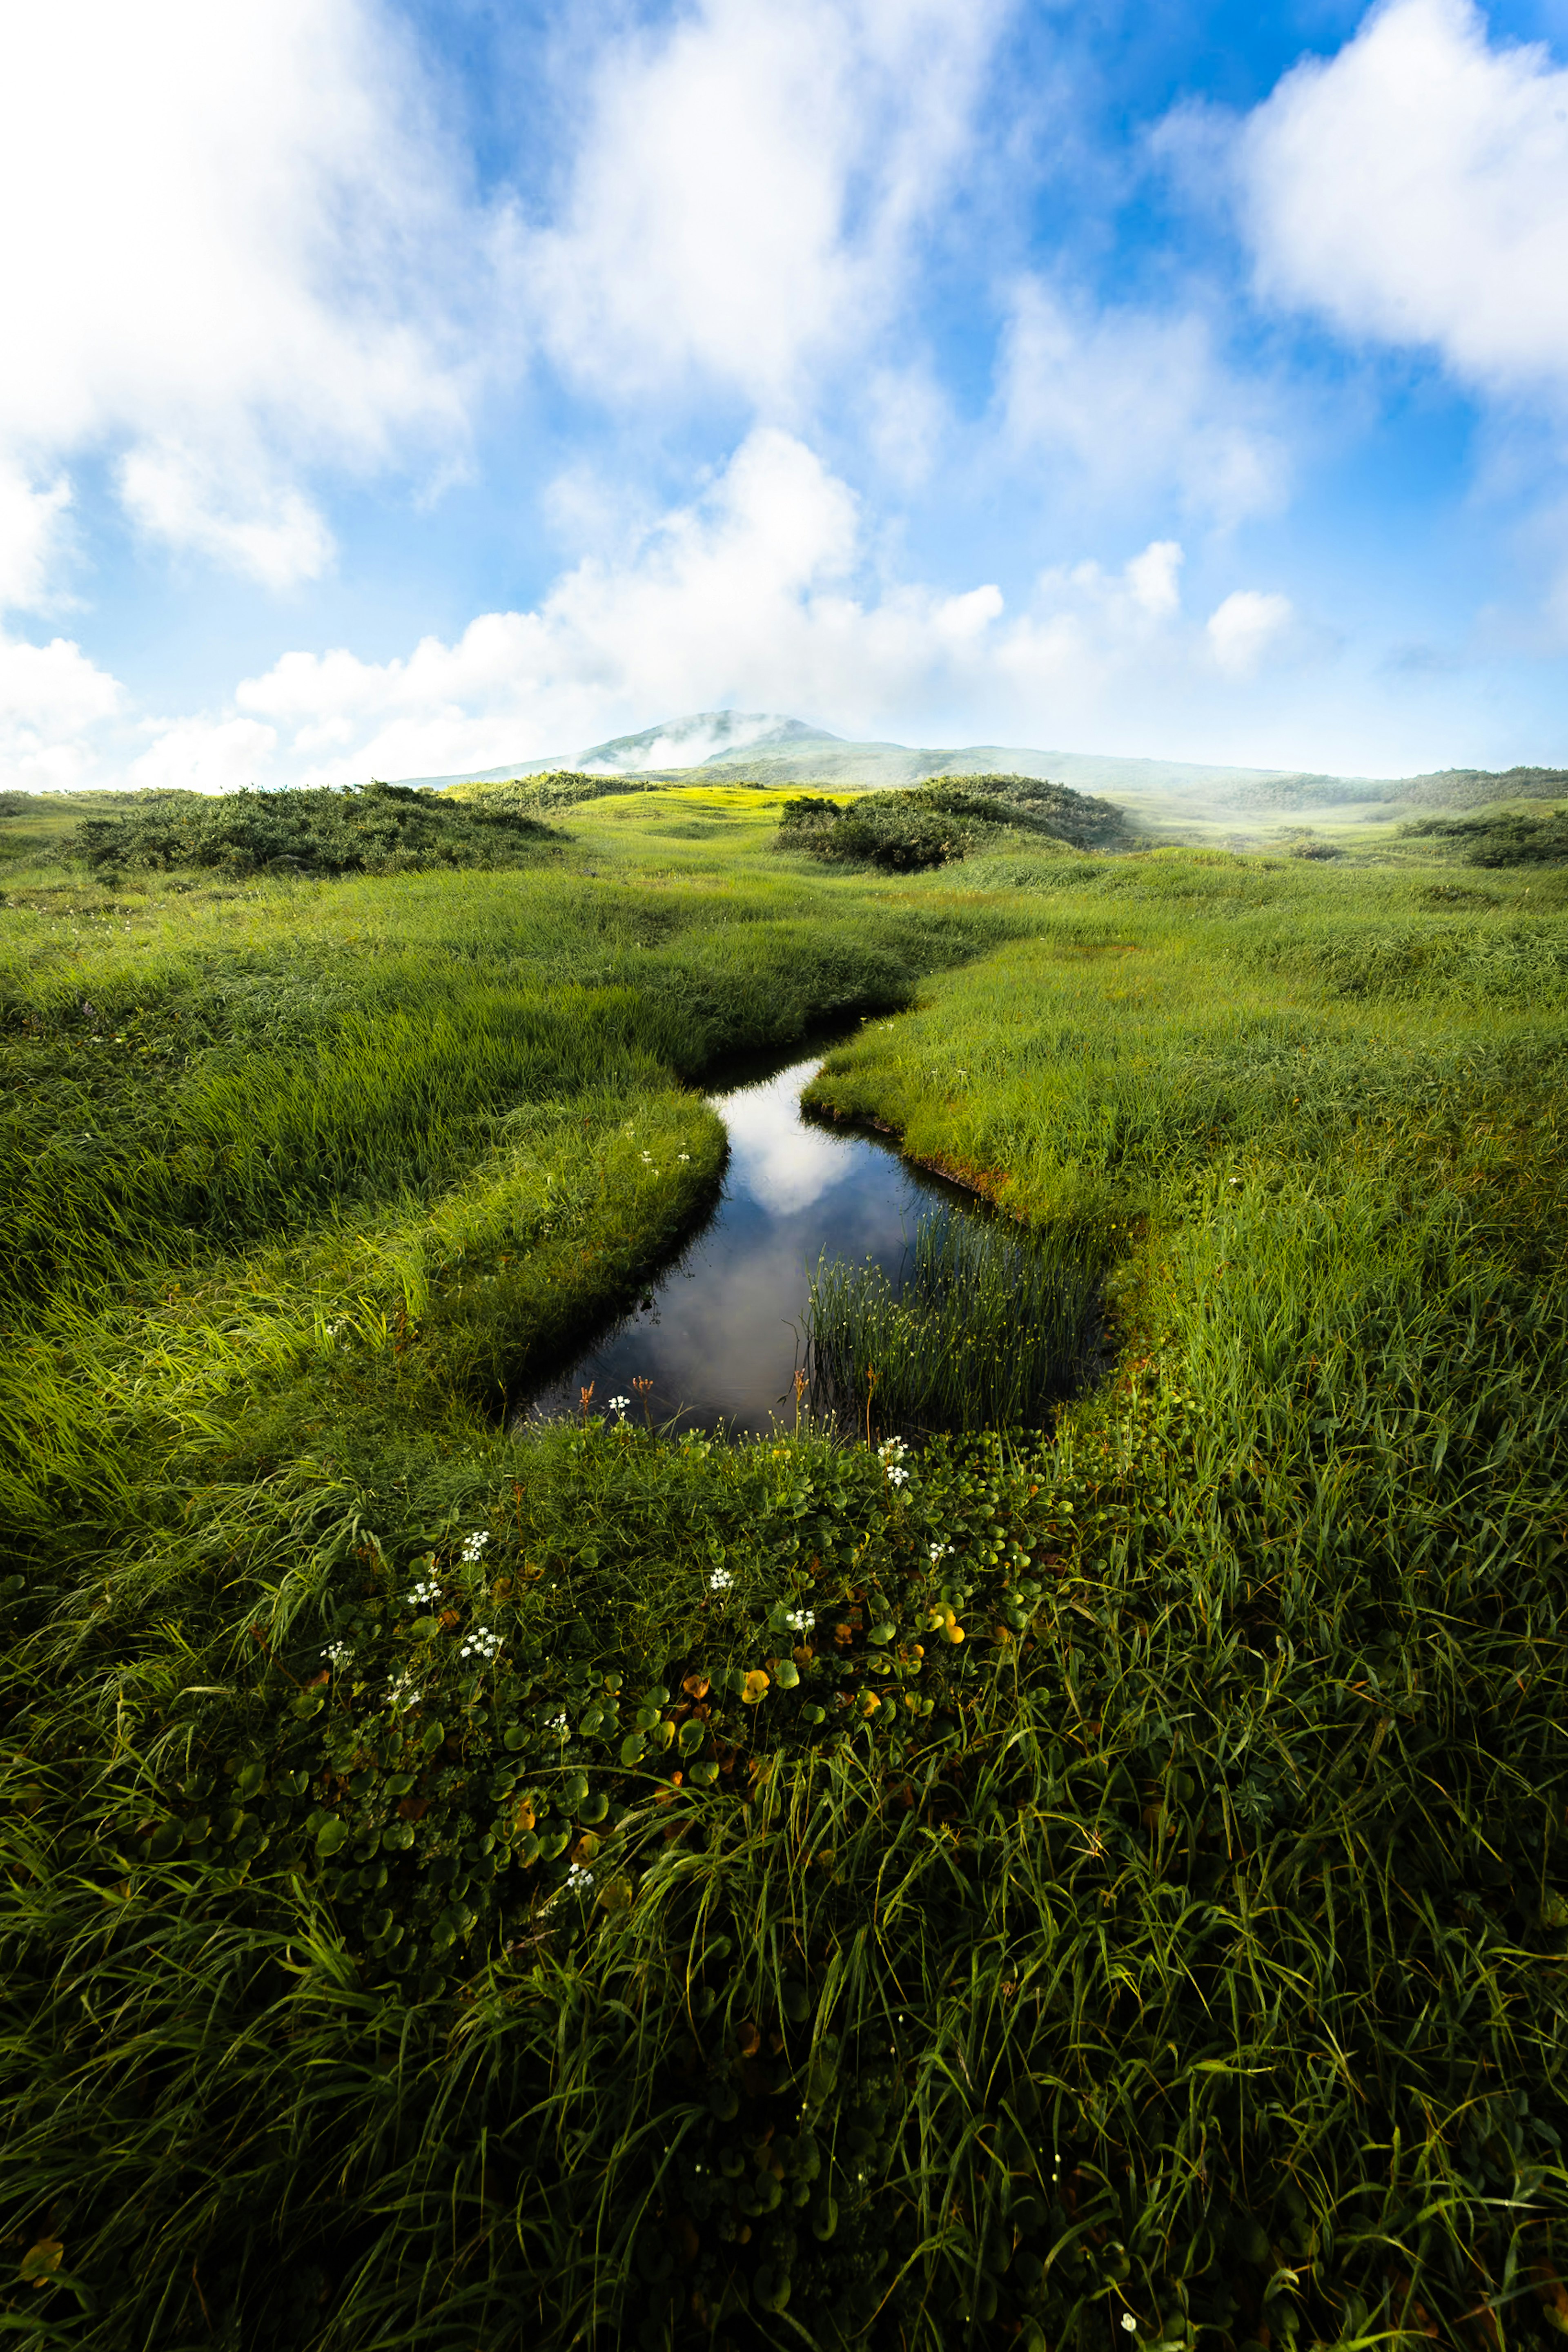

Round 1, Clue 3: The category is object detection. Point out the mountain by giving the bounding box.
[390,710,1352,803]
[388,709,1567,813]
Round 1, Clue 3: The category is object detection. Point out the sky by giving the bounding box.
[7,0,1568,791]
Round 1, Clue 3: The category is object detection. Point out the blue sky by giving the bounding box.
[6,0,1568,789]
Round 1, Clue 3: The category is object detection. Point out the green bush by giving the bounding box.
[68,780,561,878]
[1399,806,1568,865]
[776,777,1128,872]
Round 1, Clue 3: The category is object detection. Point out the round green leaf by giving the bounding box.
[316,1816,348,1857]
[619,1731,647,1768]
[420,1721,445,1757]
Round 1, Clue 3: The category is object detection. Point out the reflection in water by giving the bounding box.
[522,1055,971,1434]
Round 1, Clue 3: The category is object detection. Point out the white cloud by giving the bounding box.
[527,0,1003,409]
[207,435,1227,785]
[0,632,124,790]
[0,0,499,589]
[998,280,1288,527]
[127,717,279,795]
[118,449,337,593]
[1207,588,1294,675]
[0,465,74,614]
[1126,540,1185,618]
[1241,0,1568,402]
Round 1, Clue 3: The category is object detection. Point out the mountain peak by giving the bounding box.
[575,710,839,773]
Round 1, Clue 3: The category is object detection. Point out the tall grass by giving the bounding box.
[4,797,1568,2348]
[806,1206,1101,1435]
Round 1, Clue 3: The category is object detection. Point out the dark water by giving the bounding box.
[521,1051,976,1434]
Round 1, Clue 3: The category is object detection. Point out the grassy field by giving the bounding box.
[2,783,1567,2352]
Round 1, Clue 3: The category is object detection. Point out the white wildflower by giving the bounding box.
[608,1394,630,1416]
[321,1641,354,1670]
[460,1532,488,1563]
[546,1711,568,1733]
[784,1608,812,1633]
[709,1567,734,1592]
[388,1670,421,1710]
[406,1578,441,1607]
[886,1465,909,1487]
[1120,2319,1138,2336]
[459,1627,503,1664]
[677,1152,690,1162]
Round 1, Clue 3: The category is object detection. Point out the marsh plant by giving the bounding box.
[4,780,1568,2350]
[805,1206,1101,1436]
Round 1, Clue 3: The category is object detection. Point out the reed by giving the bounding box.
[4,788,1568,2349]
[805,1206,1101,1435]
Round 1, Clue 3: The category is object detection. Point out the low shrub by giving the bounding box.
[68,780,561,878]
[776,777,1128,872]
[1399,807,1568,865]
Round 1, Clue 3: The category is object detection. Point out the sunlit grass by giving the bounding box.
[2,791,1567,2348]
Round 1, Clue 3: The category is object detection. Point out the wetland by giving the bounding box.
[2,776,1566,2352]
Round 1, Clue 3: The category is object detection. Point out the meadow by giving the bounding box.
[2,778,1566,2352]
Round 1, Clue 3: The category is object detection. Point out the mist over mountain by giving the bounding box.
[390,710,1568,816]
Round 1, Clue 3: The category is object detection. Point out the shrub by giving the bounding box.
[776,777,1129,872]
[1399,807,1568,866]
[68,780,561,879]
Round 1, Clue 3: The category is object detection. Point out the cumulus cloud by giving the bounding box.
[0,0,499,591]
[1207,588,1294,675]
[997,280,1288,527]
[526,0,1003,409]
[0,466,75,615]
[160,430,1297,790]
[1241,0,1568,403]
[127,717,280,795]
[0,632,124,790]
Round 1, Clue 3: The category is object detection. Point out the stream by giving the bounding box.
[519,1046,978,1434]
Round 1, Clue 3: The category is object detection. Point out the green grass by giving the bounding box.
[804,1206,1103,1435]
[2,785,1567,2350]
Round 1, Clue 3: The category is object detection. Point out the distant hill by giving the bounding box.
[388,709,1567,815]
[392,710,1357,804]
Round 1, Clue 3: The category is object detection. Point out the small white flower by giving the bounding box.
[460,1532,488,1563]
[388,1670,421,1710]
[929,1542,952,1563]
[1120,2318,1138,2336]
[640,1151,653,1164]
[608,1394,630,1414]
[709,1567,734,1592]
[321,1641,354,1670]
[546,1711,568,1733]
[886,1465,909,1487]
[677,1152,690,1162]
[406,1578,441,1606]
[565,1862,592,1893]
[784,1608,811,1633]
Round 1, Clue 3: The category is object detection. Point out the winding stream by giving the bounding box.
[520,1048,978,1434]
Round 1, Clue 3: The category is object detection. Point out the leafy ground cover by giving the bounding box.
[2,787,1567,2351]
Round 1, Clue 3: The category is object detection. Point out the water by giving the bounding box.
[520,1051,976,1434]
